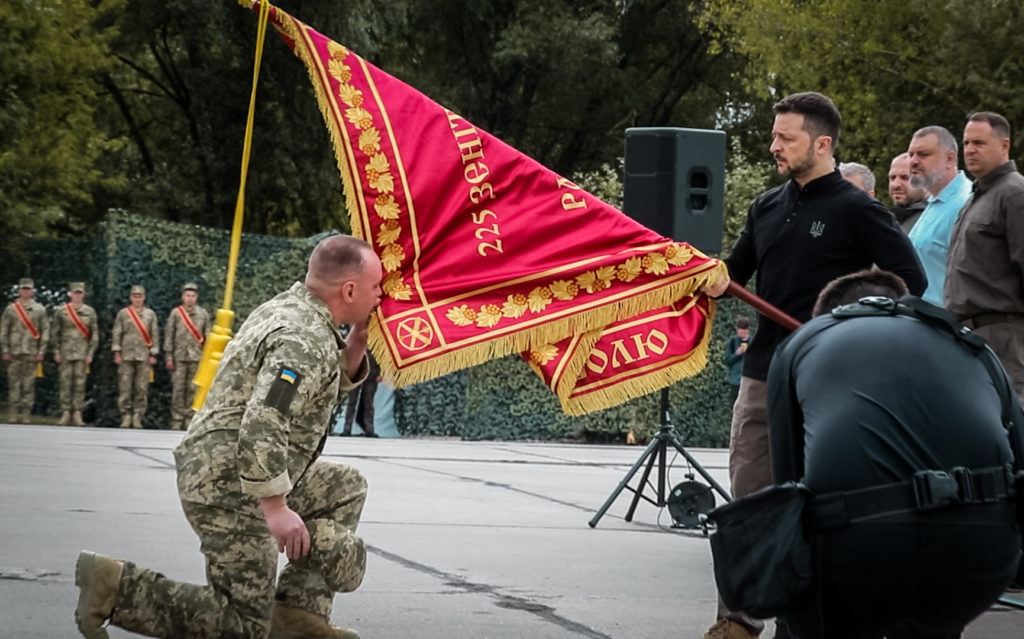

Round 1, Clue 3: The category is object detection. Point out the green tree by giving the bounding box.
[0,0,125,266]
[699,0,1024,201]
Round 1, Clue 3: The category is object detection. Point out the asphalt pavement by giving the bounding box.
[1,423,1021,638]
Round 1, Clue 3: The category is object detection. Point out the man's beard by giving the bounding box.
[909,170,936,191]
[779,147,816,180]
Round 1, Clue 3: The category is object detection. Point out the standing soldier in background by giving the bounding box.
[52,282,99,426]
[112,285,159,429]
[164,283,210,430]
[1,278,49,423]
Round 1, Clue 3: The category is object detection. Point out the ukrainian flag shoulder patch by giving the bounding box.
[265,366,304,414]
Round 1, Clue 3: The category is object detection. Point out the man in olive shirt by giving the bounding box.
[164,282,210,430]
[1,278,49,423]
[112,285,160,428]
[52,282,100,426]
[946,111,1024,401]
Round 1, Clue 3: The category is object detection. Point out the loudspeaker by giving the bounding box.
[622,127,726,254]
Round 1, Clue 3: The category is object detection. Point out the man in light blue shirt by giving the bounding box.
[907,126,973,305]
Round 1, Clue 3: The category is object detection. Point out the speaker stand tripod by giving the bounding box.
[588,388,732,528]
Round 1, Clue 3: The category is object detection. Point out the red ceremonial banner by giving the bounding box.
[247,1,726,414]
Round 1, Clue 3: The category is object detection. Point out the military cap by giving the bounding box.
[182,282,198,292]
[69,282,86,293]
[130,285,146,295]
[18,278,34,289]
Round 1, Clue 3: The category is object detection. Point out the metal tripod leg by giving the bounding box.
[588,432,668,528]
[663,431,732,503]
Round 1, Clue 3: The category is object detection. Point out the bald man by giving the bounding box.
[75,235,383,639]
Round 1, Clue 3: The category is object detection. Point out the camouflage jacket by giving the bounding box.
[164,305,210,363]
[51,303,99,361]
[0,301,49,356]
[111,306,159,360]
[175,282,366,520]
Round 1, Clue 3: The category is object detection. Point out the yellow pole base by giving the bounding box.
[191,308,236,411]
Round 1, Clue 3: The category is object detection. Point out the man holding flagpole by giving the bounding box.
[112,285,159,429]
[1,278,49,423]
[704,92,926,639]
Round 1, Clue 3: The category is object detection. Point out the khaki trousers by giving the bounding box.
[59,359,88,412]
[6,355,37,415]
[118,360,150,416]
[715,376,770,633]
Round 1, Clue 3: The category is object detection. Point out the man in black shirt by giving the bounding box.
[704,92,926,639]
[767,271,1020,638]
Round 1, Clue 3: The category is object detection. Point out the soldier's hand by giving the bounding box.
[1,353,10,362]
[148,356,157,367]
[165,359,174,371]
[54,353,61,363]
[35,353,43,362]
[113,352,122,366]
[261,495,311,559]
[86,356,93,365]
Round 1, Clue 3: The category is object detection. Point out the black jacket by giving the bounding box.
[724,170,925,380]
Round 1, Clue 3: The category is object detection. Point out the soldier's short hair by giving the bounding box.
[774,92,842,148]
[307,235,373,283]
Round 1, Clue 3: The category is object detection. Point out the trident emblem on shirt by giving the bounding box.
[809,221,825,238]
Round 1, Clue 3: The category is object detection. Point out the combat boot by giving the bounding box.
[59,411,72,425]
[131,413,143,429]
[119,414,131,428]
[73,411,85,426]
[269,605,359,639]
[74,550,123,639]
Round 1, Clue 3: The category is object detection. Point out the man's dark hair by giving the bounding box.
[812,270,909,317]
[967,111,1011,139]
[734,317,750,330]
[773,92,841,148]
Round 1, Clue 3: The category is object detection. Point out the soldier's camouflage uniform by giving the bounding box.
[111,305,159,424]
[1,300,49,420]
[52,303,99,414]
[108,282,368,638]
[164,304,210,429]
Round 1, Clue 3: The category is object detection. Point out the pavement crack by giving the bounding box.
[368,545,613,638]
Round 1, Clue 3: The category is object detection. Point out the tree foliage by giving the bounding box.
[0,0,125,264]
[700,0,1024,200]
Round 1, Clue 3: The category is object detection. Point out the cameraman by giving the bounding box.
[767,270,1021,638]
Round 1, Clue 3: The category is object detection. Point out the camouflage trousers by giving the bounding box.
[6,354,37,415]
[117,360,150,416]
[110,460,368,638]
[170,360,199,426]
[59,359,88,412]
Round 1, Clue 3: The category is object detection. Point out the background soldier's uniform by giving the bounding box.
[164,303,209,429]
[112,303,159,428]
[1,299,48,422]
[53,300,99,425]
[107,281,368,638]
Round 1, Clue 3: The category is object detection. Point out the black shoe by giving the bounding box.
[364,432,379,438]
[337,432,352,437]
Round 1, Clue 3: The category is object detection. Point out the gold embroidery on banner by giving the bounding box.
[443,243,705,329]
[528,344,559,366]
[396,317,434,351]
[328,43,411,300]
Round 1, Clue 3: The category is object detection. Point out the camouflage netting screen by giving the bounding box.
[2,211,740,445]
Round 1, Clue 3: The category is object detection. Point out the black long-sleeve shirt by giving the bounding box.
[724,170,926,380]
